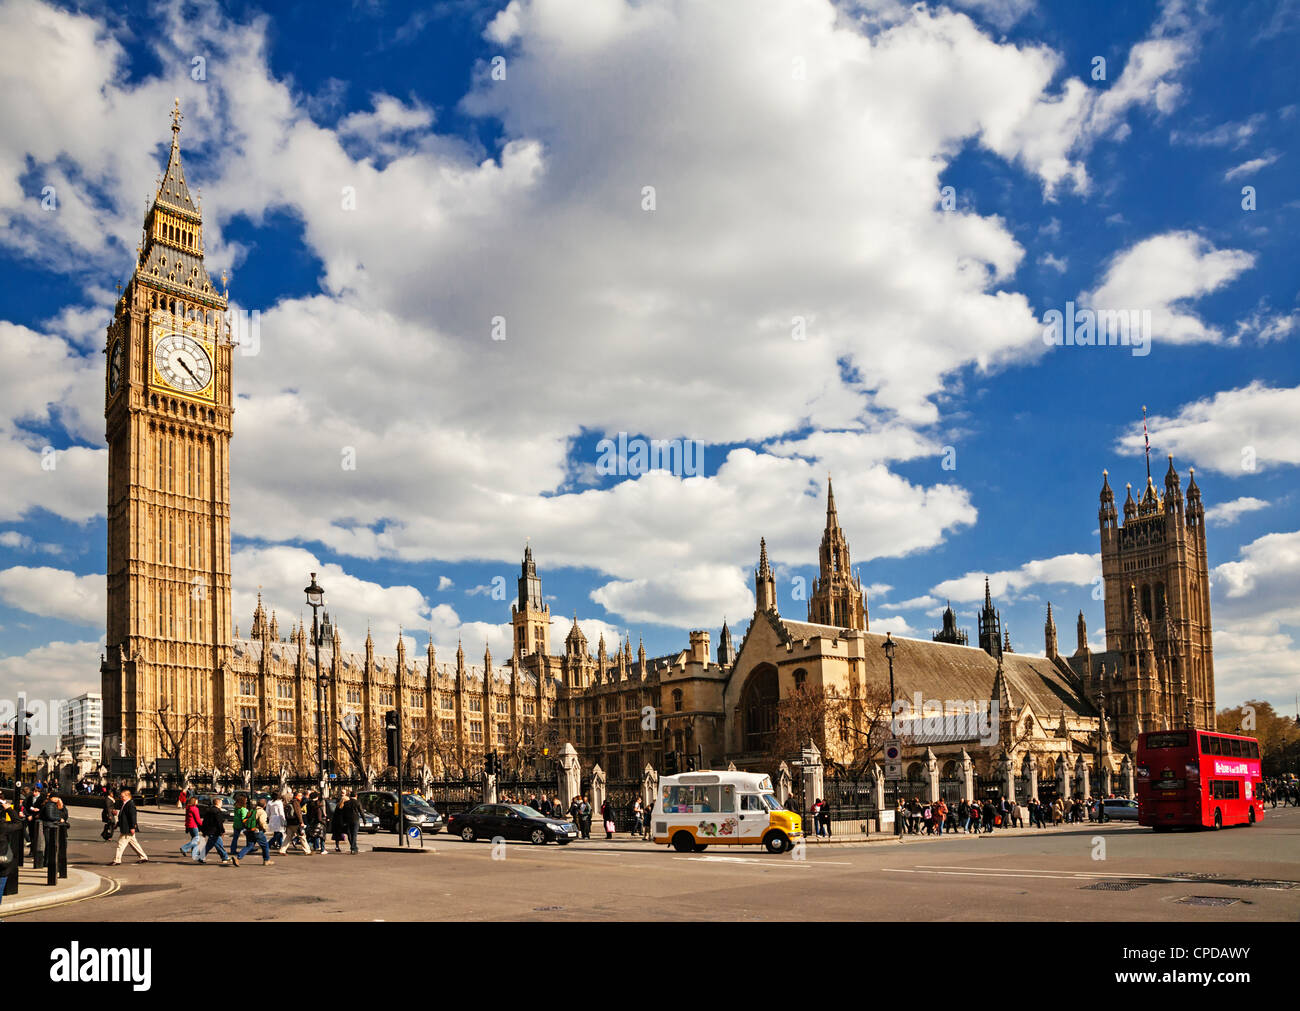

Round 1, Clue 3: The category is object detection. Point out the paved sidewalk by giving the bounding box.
[0,865,106,918]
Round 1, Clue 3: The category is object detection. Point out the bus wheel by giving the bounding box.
[764,831,789,854]
[1212,809,1222,830]
[671,831,695,853]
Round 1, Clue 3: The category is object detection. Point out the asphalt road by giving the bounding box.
[16,804,1300,921]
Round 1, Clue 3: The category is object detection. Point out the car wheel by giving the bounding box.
[530,828,547,845]
[694,843,709,852]
[1212,809,1222,830]
[461,825,477,842]
[764,831,789,854]
[671,831,695,853]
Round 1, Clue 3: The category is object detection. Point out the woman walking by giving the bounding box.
[267,792,286,853]
[179,795,203,858]
[601,798,615,840]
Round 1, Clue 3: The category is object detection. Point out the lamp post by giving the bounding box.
[882,632,898,707]
[304,573,326,793]
[1095,689,1107,815]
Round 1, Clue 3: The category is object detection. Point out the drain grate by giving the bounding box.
[1176,895,1239,907]
[533,905,564,911]
[1081,880,1149,891]
[1166,872,1298,890]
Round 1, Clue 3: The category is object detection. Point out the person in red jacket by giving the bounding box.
[179,797,204,858]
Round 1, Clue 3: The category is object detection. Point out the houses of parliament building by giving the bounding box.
[100,107,1218,782]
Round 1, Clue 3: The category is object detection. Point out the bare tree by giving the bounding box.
[222,717,275,777]
[153,704,200,769]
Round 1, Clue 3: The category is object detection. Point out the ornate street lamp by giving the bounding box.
[882,632,897,707]
[304,573,327,792]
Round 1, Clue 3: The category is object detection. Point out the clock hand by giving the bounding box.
[176,358,201,384]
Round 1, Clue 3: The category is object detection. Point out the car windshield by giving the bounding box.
[509,805,545,818]
[402,796,434,812]
[761,794,784,812]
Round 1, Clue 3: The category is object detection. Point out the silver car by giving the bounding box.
[1101,798,1139,821]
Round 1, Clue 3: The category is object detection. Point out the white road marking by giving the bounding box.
[884,865,1189,883]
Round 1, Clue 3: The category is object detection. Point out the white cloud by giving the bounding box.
[1122,382,1300,475]
[931,552,1100,602]
[879,594,941,611]
[1210,530,1300,706]
[1204,496,1270,527]
[436,576,453,591]
[0,638,104,702]
[0,0,1211,628]
[1223,152,1281,181]
[1038,252,1068,273]
[0,566,102,625]
[1081,231,1255,346]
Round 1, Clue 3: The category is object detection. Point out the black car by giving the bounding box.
[448,803,579,845]
[355,790,444,834]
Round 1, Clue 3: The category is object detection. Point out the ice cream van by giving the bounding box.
[652,771,802,853]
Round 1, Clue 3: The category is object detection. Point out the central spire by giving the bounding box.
[807,477,867,630]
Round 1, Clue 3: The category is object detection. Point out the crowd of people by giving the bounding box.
[890,794,1126,836]
[99,785,369,867]
[0,782,73,904]
[1260,778,1298,806]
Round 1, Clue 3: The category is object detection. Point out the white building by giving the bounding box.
[59,692,103,760]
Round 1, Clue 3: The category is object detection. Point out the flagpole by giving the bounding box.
[1142,405,1151,483]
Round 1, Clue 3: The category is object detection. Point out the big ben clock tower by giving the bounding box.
[101,100,233,768]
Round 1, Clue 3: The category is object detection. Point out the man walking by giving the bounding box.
[199,801,232,865]
[237,797,275,865]
[111,788,149,865]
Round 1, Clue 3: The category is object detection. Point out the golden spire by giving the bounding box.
[171,97,183,145]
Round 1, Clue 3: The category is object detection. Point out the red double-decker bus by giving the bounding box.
[1136,729,1264,830]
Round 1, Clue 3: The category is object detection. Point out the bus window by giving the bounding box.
[1198,733,1210,753]
[1146,731,1189,749]
[1208,736,1221,755]
[1228,739,1242,758]
[1249,741,1260,758]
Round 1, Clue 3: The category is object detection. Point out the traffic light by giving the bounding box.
[241,725,254,772]
[384,710,399,768]
[664,750,678,775]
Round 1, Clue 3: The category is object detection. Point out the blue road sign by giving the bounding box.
[407,825,421,838]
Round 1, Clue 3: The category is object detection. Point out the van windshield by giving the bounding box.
[761,794,784,812]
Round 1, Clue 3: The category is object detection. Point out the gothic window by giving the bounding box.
[740,663,779,753]
[495,698,508,715]
[523,700,535,717]
[1155,582,1166,623]
[1140,584,1152,623]
[469,697,482,713]
[672,689,683,712]
[469,721,483,744]
[793,668,807,691]
[439,719,454,739]
[497,721,508,740]
[276,710,293,735]
[379,689,394,707]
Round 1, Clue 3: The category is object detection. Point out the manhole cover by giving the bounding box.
[1081,880,1148,891]
[533,905,564,911]
[1176,895,1239,907]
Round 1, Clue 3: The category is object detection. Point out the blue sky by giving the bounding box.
[1,0,1298,750]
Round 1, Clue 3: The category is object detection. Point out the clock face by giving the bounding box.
[109,341,123,396]
[153,331,212,395]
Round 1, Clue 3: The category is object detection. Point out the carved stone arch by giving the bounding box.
[738,662,779,754]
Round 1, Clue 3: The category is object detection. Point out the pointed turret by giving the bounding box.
[1076,610,1088,654]
[977,579,1002,658]
[1123,482,1137,520]
[754,537,778,615]
[1044,602,1058,660]
[809,476,867,629]
[718,620,737,665]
